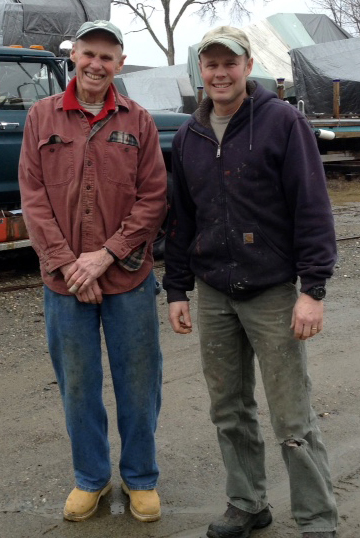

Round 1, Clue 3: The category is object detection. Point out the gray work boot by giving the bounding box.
[206,503,272,538]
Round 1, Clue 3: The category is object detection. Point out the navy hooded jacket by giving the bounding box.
[163,81,336,302]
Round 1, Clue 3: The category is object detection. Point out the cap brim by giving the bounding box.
[199,37,246,56]
[76,27,123,46]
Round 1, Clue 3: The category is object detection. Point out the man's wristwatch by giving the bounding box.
[304,285,326,300]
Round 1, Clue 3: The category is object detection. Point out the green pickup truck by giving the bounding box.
[0,45,189,257]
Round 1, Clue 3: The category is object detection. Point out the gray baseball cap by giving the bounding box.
[75,20,123,48]
[198,26,251,58]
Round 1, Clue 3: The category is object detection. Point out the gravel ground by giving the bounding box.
[1,178,360,538]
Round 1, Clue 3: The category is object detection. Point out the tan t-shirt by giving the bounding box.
[210,110,232,143]
[77,98,104,116]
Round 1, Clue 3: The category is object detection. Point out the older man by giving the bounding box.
[19,20,166,523]
[164,26,338,538]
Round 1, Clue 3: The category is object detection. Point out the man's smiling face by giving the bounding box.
[199,44,253,116]
[71,31,125,104]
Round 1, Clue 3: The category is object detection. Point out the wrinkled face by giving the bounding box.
[71,31,125,103]
[199,44,253,115]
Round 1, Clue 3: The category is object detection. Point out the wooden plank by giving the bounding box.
[321,154,356,162]
[309,120,360,128]
[332,132,360,138]
[0,238,31,251]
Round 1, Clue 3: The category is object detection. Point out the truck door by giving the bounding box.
[0,56,63,209]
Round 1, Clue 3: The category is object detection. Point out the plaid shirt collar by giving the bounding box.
[63,77,116,125]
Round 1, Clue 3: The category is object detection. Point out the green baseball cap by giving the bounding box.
[198,26,251,58]
[75,20,123,48]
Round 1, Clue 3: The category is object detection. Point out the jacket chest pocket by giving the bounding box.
[103,132,139,186]
[38,135,74,186]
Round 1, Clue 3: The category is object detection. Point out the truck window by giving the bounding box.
[0,61,62,110]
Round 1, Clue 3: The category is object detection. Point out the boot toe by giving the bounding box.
[63,482,112,521]
[121,482,161,522]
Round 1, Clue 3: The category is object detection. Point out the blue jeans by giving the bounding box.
[44,272,162,492]
[197,279,338,534]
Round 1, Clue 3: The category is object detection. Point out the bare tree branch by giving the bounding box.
[111,0,260,65]
[194,0,251,24]
[310,0,360,35]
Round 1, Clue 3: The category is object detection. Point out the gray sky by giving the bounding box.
[111,0,315,66]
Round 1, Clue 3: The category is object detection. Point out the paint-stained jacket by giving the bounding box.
[163,81,336,302]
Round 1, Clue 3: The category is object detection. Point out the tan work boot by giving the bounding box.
[63,482,112,521]
[121,481,161,522]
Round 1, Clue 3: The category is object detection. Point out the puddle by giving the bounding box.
[0,493,216,538]
[109,500,125,515]
[0,500,64,519]
[0,493,127,519]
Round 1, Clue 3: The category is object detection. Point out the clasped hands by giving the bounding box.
[60,249,114,304]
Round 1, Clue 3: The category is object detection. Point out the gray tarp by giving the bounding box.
[290,37,360,114]
[0,0,111,53]
[295,13,351,43]
[268,13,350,50]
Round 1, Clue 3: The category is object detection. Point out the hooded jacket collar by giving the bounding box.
[192,80,277,151]
[194,80,268,125]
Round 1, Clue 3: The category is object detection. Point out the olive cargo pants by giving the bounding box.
[197,279,337,534]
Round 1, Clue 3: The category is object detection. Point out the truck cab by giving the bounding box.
[0,46,66,210]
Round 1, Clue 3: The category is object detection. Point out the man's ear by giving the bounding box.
[116,54,127,74]
[246,57,253,77]
[70,44,76,63]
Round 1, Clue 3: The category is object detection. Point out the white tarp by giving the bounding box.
[117,64,196,112]
[122,64,187,79]
[242,18,294,93]
[122,77,183,112]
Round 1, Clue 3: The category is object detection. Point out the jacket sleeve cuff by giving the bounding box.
[300,279,326,293]
[166,288,190,303]
[40,249,77,275]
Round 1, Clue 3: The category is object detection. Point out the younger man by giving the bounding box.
[164,26,337,538]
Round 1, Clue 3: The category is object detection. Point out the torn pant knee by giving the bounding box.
[282,438,306,448]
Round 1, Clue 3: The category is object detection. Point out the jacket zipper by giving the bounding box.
[189,125,219,156]
[188,125,230,259]
[189,123,234,159]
